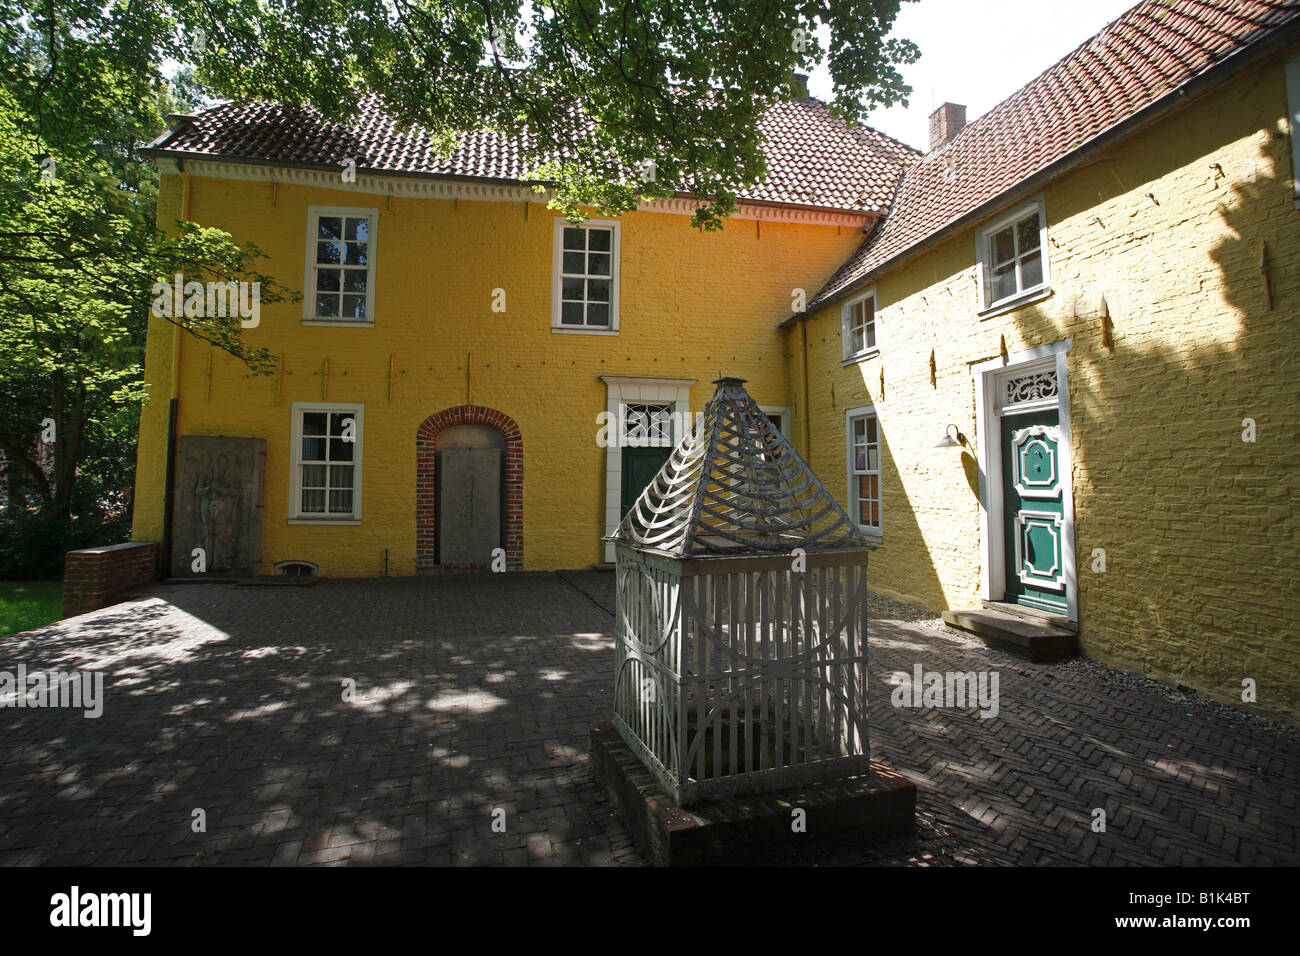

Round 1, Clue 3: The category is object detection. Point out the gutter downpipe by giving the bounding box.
[162,158,191,578]
[799,322,811,464]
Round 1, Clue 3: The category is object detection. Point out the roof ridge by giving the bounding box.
[790,0,1300,319]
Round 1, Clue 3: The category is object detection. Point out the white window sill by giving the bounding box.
[303,319,374,328]
[856,526,883,541]
[289,517,361,525]
[842,348,880,367]
[552,326,619,336]
[979,286,1051,320]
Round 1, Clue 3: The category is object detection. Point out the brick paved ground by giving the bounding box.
[1,572,1296,866]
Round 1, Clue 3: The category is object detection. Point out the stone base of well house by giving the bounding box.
[590,721,917,866]
[62,542,161,619]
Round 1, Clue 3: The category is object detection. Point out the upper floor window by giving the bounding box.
[841,289,878,362]
[977,197,1049,313]
[305,207,377,325]
[290,403,363,522]
[553,219,620,333]
[846,406,881,534]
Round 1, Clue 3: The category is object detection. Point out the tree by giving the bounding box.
[183,0,918,229]
[0,2,294,575]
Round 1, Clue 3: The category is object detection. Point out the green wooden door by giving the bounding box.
[1001,408,1067,613]
[621,446,672,517]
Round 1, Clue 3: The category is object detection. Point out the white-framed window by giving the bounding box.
[304,206,377,325]
[759,406,791,438]
[289,403,363,522]
[976,196,1050,313]
[845,406,881,534]
[1287,51,1300,208]
[841,289,878,362]
[552,219,620,333]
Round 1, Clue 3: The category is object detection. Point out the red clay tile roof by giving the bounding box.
[801,0,1300,314]
[149,93,918,215]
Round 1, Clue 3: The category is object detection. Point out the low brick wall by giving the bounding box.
[62,542,161,619]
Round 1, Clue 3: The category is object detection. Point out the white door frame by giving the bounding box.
[972,339,1077,622]
[600,376,696,563]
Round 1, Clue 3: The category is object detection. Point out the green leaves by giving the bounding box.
[165,0,917,225]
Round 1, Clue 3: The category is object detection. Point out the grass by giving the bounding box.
[0,580,63,637]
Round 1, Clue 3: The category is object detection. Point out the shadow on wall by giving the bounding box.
[1007,146,1298,721]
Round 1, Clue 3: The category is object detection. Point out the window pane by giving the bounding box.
[588,228,612,252]
[991,227,1015,265]
[562,251,585,274]
[587,252,611,276]
[867,447,879,471]
[317,269,340,292]
[563,227,585,250]
[301,438,326,462]
[315,294,339,317]
[1016,213,1041,252]
[586,303,610,327]
[343,270,367,292]
[853,419,865,441]
[317,241,341,264]
[851,327,865,354]
[1020,250,1043,289]
[301,489,326,513]
[865,323,876,350]
[866,418,878,443]
[992,263,1017,302]
[855,449,866,470]
[329,437,355,462]
[588,278,610,302]
[344,242,367,266]
[301,464,326,486]
[345,217,369,242]
[562,277,585,300]
[302,412,328,435]
[317,217,342,240]
[329,465,354,489]
[341,294,366,318]
[328,413,351,436]
[561,301,584,325]
[328,489,353,514]
[859,501,872,525]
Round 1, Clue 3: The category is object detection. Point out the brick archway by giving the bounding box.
[416,406,522,571]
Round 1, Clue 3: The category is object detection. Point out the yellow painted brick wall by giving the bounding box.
[793,50,1300,722]
[132,177,862,576]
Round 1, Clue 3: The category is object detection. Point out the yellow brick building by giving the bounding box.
[134,0,1300,721]
[134,99,912,577]
[783,10,1300,722]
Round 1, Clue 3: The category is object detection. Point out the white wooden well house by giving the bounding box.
[607,377,877,804]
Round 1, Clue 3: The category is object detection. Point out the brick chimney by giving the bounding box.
[928,102,967,151]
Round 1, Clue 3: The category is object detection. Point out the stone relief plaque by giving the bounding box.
[172,436,266,577]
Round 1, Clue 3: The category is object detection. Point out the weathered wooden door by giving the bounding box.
[438,448,502,565]
[621,446,672,517]
[1001,408,1067,613]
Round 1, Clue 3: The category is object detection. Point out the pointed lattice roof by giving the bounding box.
[609,378,875,559]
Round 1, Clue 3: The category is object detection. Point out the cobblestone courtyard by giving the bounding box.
[1,573,1296,866]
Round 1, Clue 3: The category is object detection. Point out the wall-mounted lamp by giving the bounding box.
[935,424,968,449]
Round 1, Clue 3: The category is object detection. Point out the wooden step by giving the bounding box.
[942,609,1078,662]
[981,599,1077,633]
